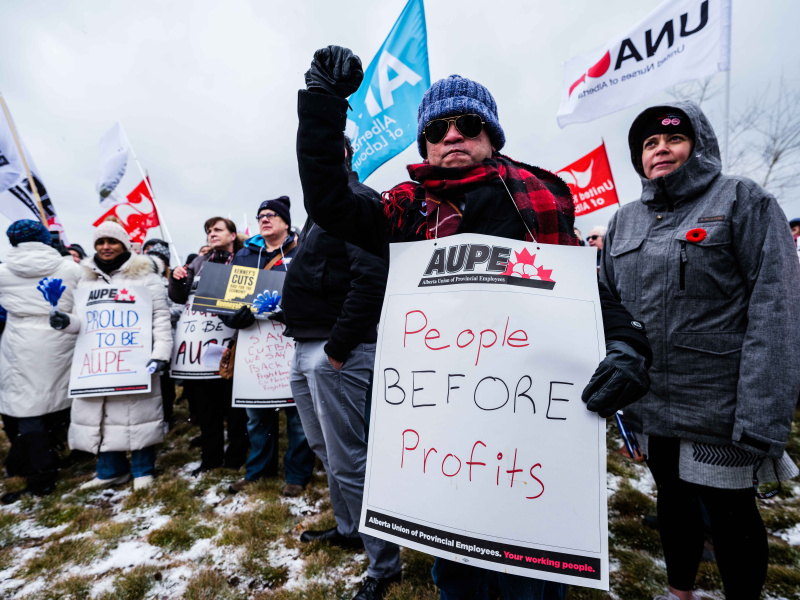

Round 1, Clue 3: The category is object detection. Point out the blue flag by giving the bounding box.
[346,0,430,181]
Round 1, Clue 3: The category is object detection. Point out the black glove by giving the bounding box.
[267,308,286,325]
[223,305,256,330]
[304,45,364,98]
[50,311,70,330]
[146,359,169,375]
[582,340,650,418]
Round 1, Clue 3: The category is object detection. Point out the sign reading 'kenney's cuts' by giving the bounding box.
[359,233,610,590]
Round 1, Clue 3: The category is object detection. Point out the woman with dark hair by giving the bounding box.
[168,217,249,475]
[50,220,173,491]
[601,101,800,600]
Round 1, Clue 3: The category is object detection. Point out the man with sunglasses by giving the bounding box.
[296,45,653,600]
[221,197,316,498]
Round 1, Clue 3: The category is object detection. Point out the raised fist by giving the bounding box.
[304,45,364,98]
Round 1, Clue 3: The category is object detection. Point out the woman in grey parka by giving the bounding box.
[601,101,800,600]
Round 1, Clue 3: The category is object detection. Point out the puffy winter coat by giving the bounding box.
[65,254,173,453]
[0,242,82,418]
[601,100,800,459]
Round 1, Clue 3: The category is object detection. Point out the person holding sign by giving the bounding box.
[221,197,316,497]
[50,220,173,491]
[0,220,82,504]
[168,217,248,476]
[282,141,396,596]
[601,102,800,600]
[297,47,652,600]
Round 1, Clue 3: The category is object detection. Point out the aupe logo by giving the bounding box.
[419,243,555,290]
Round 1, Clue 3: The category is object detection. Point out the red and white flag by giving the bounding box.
[556,143,619,217]
[557,0,731,127]
[93,178,160,243]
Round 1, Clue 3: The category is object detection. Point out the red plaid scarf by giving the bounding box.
[382,154,577,246]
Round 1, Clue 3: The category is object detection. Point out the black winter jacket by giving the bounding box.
[283,173,389,362]
[296,90,651,363]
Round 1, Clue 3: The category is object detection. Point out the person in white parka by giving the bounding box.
[50,220,173,491]
[0,219,82,504]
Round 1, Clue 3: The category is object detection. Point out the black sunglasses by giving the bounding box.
[587,235,601,241]
[423,114,485,145]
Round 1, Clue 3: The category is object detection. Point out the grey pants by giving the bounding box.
[291,340,401,579]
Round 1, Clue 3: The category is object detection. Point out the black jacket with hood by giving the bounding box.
[282,172,389,362]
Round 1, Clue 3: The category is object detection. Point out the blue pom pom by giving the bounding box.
[37,277,65,308]
[251,289,282,315]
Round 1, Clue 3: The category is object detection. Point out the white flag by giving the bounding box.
[0,97,69,243]
[96,122,131,206]
[557,0,731,128]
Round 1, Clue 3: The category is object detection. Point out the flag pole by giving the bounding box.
[723,70,731,173]
[126,141,182,265]
[601,138,620,212]
[0,93,48,225]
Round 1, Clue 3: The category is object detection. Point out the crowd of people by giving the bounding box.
[0,44,798,600]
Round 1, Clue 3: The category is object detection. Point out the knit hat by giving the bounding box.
[256,196,291,228]
[6,219,51,247]
[638,110,695,150]
[68,243,87,259]
[416,75,505,158]
[144,241,170,266]
[93,220,132,251]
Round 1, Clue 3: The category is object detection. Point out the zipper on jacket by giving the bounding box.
[679,241,687,291]
[657,179,674,212]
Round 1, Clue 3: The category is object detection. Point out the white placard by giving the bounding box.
[232,318,295,408]
[359,233,609,590]
[69,284,153,398]
[170,294,236,379]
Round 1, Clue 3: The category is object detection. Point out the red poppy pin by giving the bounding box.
[275,259,283,266]
[686,228,707,243]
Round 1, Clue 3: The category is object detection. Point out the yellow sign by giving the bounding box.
[224,266,259,301]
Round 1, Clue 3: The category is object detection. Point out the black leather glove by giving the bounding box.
[146,359,169,375]
[304,45,364,98]
[224,305,256,330]
[50,311,70,330]
[582,340,650,418]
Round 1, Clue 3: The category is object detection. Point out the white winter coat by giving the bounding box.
[0,242,82,418]
[65,254,173,453]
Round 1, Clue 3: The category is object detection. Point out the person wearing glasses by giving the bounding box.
[586,226,606,250]
[601,102,800,600]
[221,197,316,498]
[296,46,653,600]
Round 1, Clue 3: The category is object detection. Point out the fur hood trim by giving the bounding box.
[81,254,155,281]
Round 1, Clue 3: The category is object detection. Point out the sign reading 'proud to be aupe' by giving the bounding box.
[359,233,610,590]
[69,284,153,397]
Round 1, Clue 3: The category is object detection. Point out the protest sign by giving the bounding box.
[191,263,286,318]
[170,294,236,379]
[232,318,295,408]
[69,284,152,397]
[359,233,609,590]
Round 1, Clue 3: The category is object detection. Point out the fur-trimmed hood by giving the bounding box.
[81,253,156,283]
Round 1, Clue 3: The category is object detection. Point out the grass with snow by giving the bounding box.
[0,398,798,599]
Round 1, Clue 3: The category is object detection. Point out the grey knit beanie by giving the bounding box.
[416,74,505,158]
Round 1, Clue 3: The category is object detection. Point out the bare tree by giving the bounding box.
[668,76,800,202]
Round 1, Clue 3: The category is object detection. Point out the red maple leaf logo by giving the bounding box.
[502,248,555,282]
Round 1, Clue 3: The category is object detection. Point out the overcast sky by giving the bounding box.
[1,0,798,259]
